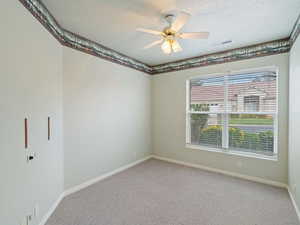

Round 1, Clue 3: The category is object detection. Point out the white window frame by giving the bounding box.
[185,66,278,161]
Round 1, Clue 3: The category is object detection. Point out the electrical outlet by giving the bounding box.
[26,214,33,225]
[20,205,38,225]
[33,204,39,218]
[20,217,27,225]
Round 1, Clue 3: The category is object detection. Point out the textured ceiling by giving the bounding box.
[42,0,300,65]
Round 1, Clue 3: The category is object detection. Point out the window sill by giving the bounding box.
[185,144,278,161]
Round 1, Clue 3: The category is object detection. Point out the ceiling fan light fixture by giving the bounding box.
[172,40,183,53]
[161,40,172,54]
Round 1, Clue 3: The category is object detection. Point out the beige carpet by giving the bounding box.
[46,159,299,225]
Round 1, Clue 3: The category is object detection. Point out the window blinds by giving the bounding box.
[188,70,277,156]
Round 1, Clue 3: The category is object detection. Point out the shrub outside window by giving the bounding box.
[186,67,278,159]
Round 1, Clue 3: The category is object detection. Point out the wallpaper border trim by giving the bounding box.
[290,14,300,47]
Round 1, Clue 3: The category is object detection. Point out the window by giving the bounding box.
[186,68,277,158]
[244,96,259,111]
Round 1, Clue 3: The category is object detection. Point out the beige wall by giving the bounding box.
[152,53,289,183]
[63,47,152,190]
[289,36,300,209]
[0,2,63,225]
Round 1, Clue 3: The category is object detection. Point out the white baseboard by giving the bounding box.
[64,155,152,196]
[152,155,287,188]
[38,193,64,225]
[288,187,300,222]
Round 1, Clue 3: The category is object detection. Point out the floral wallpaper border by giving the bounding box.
[290,14,300,46]
[19,0,296,75]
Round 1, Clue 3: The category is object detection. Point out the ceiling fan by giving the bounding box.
[137,11,209,54]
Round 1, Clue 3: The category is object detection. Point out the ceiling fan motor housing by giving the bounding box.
[164,14,175,26]
[163,15,177,39]
[163,28,176,38]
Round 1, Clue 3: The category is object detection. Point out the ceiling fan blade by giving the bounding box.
[144,39,164,49]
[171,11,191,32]
[137,28,163,36]
[172,40,183,53]
[179,32,209,39]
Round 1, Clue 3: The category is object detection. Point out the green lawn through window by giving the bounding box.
[229,118,273,125]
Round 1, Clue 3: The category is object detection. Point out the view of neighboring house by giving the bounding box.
[190,75,276,113]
